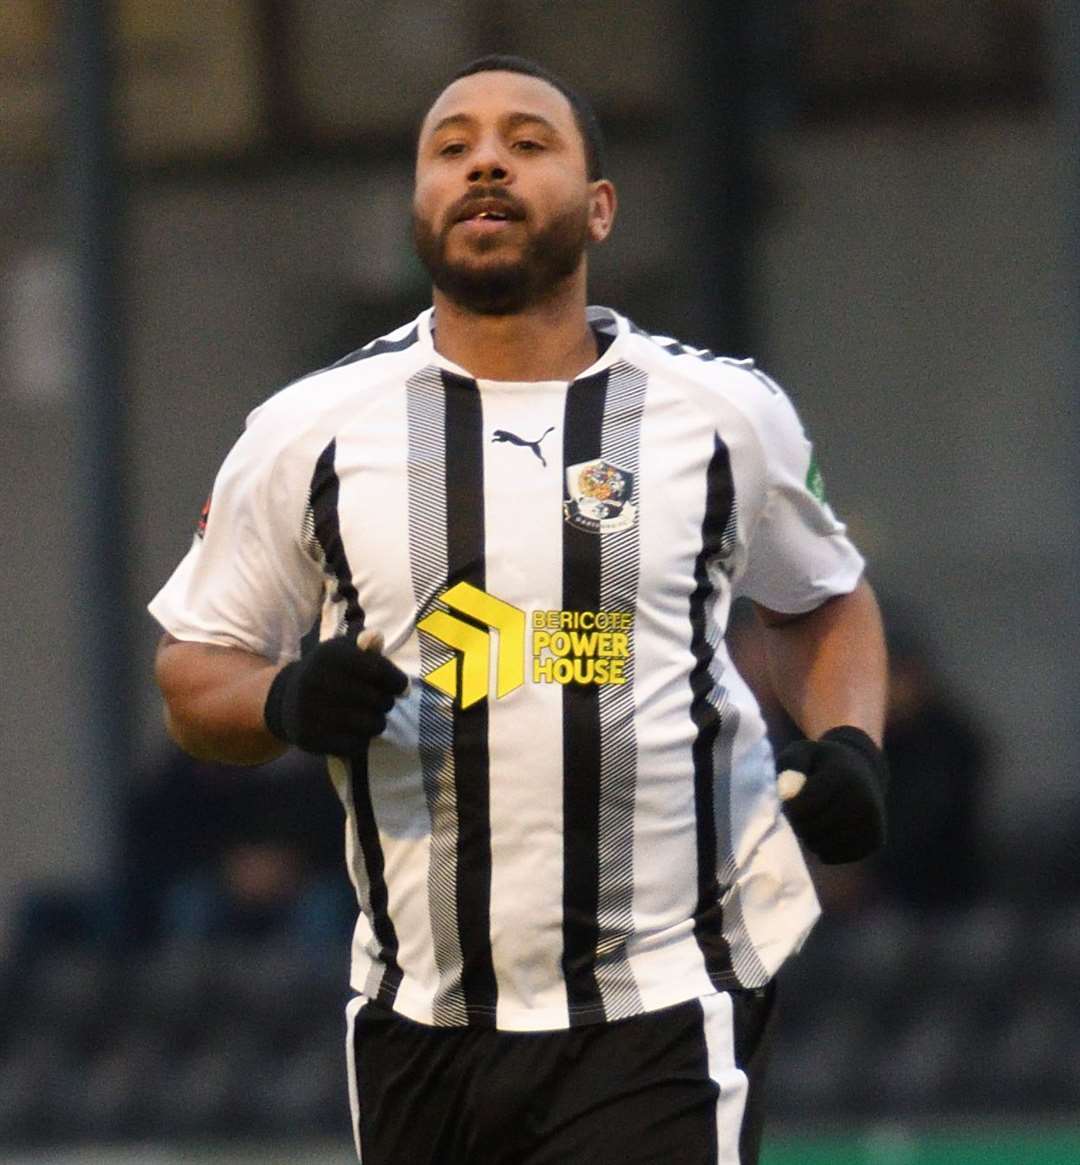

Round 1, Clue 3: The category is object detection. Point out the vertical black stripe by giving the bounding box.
[349,754,403,1005]
[561,369,610,1024]
[689,433,738,990]
[442,371,498,1025]
[309,439,401,1001]
[311,438,365,634]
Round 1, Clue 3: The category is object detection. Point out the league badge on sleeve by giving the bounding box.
[563,458,636,534]
[805,450,827,503]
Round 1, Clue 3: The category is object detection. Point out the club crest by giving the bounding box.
[563,458,636,534]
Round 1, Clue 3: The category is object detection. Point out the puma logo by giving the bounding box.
[491,426,555,467]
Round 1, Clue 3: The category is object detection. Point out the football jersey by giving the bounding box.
[149,306,865,1031]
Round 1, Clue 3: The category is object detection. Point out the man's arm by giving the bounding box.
[154,634,286,765]
[154,629,410,766]
[754,577,889,864]
[754,576,886,744]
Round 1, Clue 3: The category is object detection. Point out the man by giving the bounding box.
[151,55,888,1165]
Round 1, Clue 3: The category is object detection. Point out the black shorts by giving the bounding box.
[345,984,776,1165]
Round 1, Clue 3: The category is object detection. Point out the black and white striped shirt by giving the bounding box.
[149,306,864,1031]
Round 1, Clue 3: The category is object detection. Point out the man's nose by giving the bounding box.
[467,139,512,184]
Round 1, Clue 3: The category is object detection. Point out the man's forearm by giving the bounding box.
[154,634,287,765]
[755,578,887,744]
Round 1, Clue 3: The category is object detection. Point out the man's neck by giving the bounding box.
[430,283,599,382]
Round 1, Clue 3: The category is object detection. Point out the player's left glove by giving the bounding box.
[775,726,888,864]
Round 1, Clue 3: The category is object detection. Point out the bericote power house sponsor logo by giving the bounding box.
[418,582,632,710]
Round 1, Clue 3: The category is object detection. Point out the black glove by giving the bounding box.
[264,633,408,755]
[775,726,888,864]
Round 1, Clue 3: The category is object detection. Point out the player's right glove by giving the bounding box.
[775,726,888,864]
[264,632,408,756]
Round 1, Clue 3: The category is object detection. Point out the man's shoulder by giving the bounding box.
[616,313,787,414]
[249,314,429,431]
[312,315,428,379]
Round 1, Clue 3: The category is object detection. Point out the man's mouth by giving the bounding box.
[454,198,523,226]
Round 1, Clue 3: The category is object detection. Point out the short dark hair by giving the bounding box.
[443,54,607,182]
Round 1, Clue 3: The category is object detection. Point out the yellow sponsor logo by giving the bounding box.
[419,587,633,706]
[418,582,526,709]
[530,610,631,686]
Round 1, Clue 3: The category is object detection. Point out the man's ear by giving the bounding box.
[588,180,617,244]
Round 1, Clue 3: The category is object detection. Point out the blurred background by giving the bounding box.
[1,1,1078,1161]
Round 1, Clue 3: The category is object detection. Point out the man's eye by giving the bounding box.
[513,139,543,152]
[439,142,466,157]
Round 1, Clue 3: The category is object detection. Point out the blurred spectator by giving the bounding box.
[727,595,990,913]
[120,745,354,950]
[872,610,989,910]
[7,744,353,972]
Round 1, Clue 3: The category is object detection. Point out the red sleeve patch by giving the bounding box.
[196,492,212,538]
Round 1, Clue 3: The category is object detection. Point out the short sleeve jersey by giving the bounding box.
[149,307,865,1031]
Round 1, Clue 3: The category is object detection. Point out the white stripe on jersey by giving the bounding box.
[700,991,750,1165]
[149,306,863,1031]
[479,377,572,1027]
[405,367,468,1025]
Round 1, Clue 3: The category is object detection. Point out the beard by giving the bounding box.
[412,198,591,316]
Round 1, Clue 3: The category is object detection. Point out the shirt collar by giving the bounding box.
[415,305,628,383]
